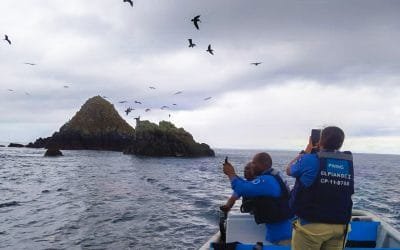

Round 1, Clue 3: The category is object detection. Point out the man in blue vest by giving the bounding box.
[223,152,293,245]
[286,126,354,250]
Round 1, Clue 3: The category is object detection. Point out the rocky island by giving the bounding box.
[27,96,214,157]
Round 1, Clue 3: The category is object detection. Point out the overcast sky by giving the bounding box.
[1,0,400,154]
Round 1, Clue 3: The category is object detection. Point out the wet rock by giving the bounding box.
[0,201,20,208]
[26,138,49,148]
[8,143,25,148]
[44,148,63,157]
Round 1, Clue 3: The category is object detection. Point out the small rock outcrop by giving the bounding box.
[44,148,63,157]
[0,201,20,208]
[8,143,25,148]
[124,120,215,157]
[29,96,135,151]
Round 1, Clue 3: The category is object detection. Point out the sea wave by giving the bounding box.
[0,147,399,249]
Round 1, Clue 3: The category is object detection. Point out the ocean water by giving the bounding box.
[0,147,399,249]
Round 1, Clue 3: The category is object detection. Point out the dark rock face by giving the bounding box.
[26,138,49,148]
[28,96,135,151]
[46,130,134,151]
[8,143,25,148]
[0,145,5,147]
[124,121,215,157]
[44,148,63,157]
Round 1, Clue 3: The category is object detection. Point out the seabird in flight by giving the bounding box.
[125,107,133,115]
[206,44,214,55]
[4,35,11,45]
[204,97,212,101]
[123,0,133,7]
[251,62,262,66]
[134,100,142,104]
[145,108,151,112]
[24,62,36,66]
[174,91,183,95]
[191,15,201,30]
[188,39,196,48]
[149,86,156,90]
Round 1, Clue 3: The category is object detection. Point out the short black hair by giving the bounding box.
[320,126,345,150]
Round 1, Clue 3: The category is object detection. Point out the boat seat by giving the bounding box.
[346,220,381,248]
[226,213,267,244]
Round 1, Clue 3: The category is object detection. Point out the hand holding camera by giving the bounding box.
[222,156,236,178]
[304,129,321,153]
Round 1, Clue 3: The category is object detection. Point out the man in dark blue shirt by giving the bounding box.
[223,152,292,245]
[286,126,354,250]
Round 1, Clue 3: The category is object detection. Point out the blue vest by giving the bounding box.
[292,151,354,224]
[241,169,293,224]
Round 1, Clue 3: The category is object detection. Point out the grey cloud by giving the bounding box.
[1,0,400,144]
[349,126,400,138]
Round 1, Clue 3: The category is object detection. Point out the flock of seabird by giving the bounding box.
[3,33,71,95]
[118,86,193,119]
[3,1,262,121]
[188,15,215,55]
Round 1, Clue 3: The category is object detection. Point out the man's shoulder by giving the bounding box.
[301,153,319,160]
[258,174,281,185]
[292,153,319,176]
[299,153,319,166]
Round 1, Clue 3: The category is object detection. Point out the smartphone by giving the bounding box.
[311,129,321,145]
[224,156,228,164]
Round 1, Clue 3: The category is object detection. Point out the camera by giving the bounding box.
[311,129,321,146]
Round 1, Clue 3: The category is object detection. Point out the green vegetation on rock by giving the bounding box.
[126,120,215,157]
[60,96,135,136]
